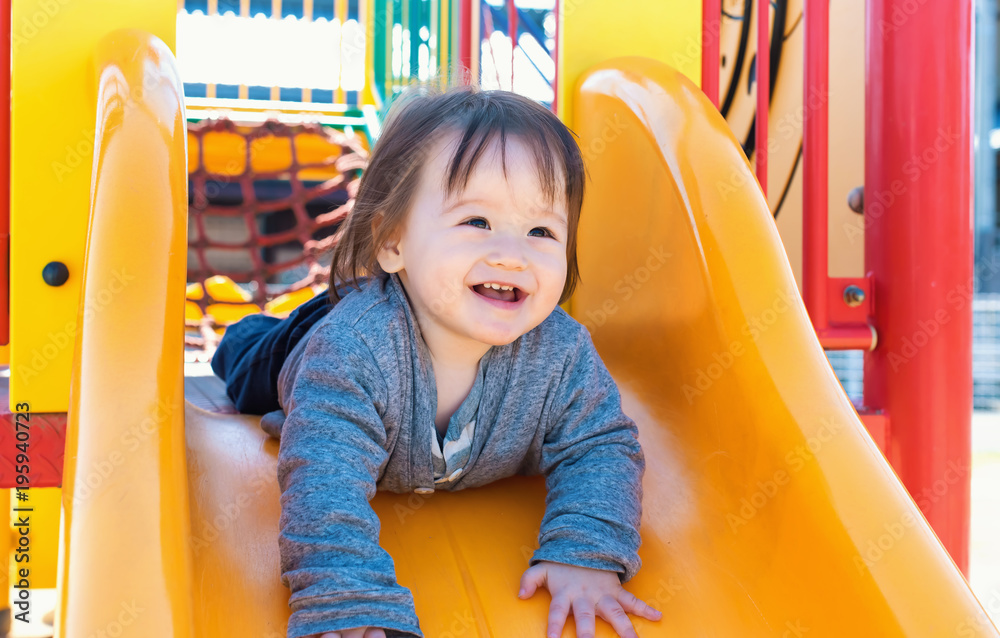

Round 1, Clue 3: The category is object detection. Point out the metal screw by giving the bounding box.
[42,261,69,287]
[844,285,865,307]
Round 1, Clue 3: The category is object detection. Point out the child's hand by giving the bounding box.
[518,561,662,638]
[311,628,386,638]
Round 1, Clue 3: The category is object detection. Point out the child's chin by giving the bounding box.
[470,327,523,347]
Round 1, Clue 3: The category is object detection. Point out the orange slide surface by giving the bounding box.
[59,34,999,637]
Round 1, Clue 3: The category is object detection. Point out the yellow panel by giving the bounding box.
[9,0,176,412]
[556,0,701,123]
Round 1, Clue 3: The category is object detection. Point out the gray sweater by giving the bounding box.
[265,273,645,638]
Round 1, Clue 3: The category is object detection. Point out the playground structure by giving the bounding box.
[0,0,995,635]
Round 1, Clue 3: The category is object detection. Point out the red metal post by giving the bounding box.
[756,0,769,199]
[801,0,873,351]
[508,0,516,90]
[459,0,473,84]
[701,0,720,109]
[863,0,974,574]
[802,0,830,334]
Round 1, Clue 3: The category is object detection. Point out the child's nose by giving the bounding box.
[484,236,528,270]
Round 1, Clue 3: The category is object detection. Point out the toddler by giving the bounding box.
[213,84,660,638]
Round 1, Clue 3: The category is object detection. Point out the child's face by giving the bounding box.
[377,132,569,351]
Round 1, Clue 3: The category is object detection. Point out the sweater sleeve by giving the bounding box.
[277,323,423,638]
[530,329,646,583]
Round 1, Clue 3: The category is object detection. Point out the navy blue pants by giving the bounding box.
[211,290,335,414]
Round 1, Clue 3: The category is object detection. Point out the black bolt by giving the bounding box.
[42,261,69,287]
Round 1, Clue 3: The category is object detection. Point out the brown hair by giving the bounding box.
[328,82,586,304]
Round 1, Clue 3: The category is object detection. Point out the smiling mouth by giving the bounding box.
[471,283,524,303]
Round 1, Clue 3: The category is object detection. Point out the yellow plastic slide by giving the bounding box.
[59,33,998,637]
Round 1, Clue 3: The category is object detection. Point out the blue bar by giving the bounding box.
[314,0,335,20]
[183,0,209,13]
[280,87,304,101]
[249,0,270,16]
[217,84,240,99]
[282,0,304,17]
[184,83,208,98]
[311,89,334,103]
[218,0,240,15]
[248,85,272,100]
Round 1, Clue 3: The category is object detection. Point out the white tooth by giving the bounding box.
[501,285,512,291]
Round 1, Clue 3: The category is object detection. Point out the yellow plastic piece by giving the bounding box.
[204,275,252,303]
[555,0,700,126]
[185,300,204,322]
[188,124,367,182]
[186,282,205,300]
[169,58,1000,636]
[58,29,194,635]
[205,303,262,326]
[8,0,176,413]
[264,286,319,316]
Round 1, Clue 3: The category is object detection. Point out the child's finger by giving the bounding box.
[365,629,387,638]
[595,595,639,638]
[572,599,597,638]
[616,589,663,621]
[546,597,571,638]
[518,564,546,599]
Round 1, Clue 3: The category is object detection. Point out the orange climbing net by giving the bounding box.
[185,118,369,356]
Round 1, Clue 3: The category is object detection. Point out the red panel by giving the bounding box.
[0,378,66,488]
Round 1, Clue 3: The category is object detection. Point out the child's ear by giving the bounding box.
[373,214,404,273]
[376,237,404,273]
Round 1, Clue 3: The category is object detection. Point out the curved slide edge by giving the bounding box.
[58,29,194,636]
[571,56,999,636]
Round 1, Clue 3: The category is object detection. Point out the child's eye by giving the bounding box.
[528,227,553,238]
[464,218,490,229]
